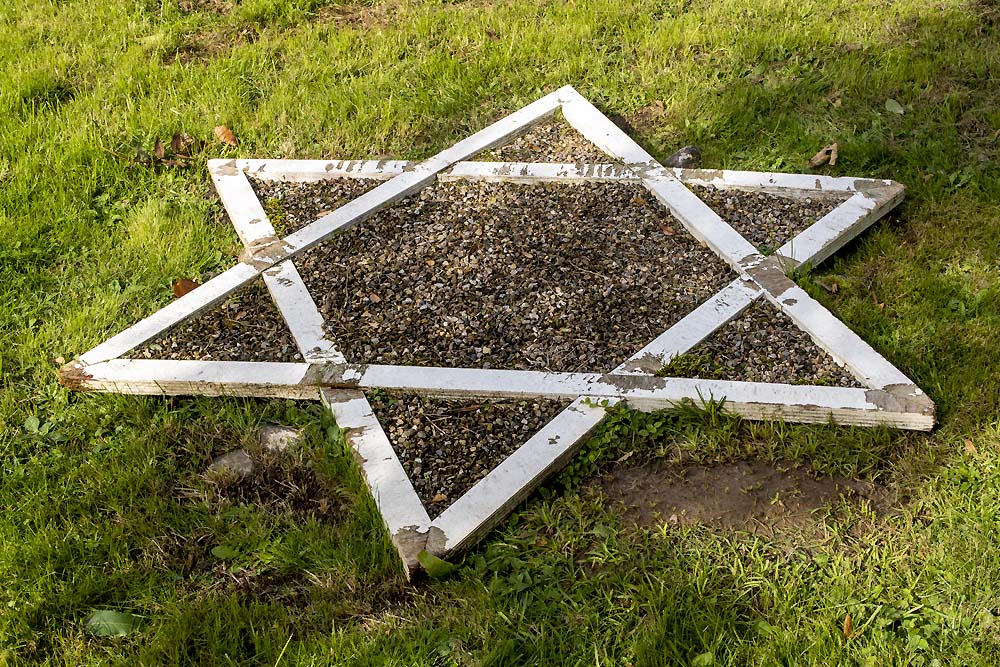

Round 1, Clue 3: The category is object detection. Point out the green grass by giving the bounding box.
[2,0,1000,663]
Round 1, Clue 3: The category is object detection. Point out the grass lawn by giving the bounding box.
[3,0,1000,664]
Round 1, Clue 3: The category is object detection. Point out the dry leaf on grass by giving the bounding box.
[843,613,853,640]
[214,125,238,146]
[172,278,200,298]
[809,142,839,168]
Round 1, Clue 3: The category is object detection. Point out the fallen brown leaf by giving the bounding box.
[214,125,238,147]
[153,138,165,160]
[843,613,853,640]
[965,438,978,455]
[172,278,200,298]
[809,143,839,168]
[816,279,839,294]
[431,493,448,503]
[657,223,676,236]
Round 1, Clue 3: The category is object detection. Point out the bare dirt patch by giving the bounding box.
[166,26,258,65]
[596,459,891,535]
[179,0,234,14]
[315,2,398,29]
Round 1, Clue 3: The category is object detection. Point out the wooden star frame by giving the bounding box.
[61,86,934,577]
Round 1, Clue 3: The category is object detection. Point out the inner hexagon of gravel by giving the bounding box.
[477,118,617,163]
[129,279,301,362]
[689,186,849,254]
[662,300,861,387]
[293,179,735,372]
[250,177,380,236]
[367,392,569,517]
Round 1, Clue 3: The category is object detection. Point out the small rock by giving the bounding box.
[258,424,301,453]
[664,145,702,169]
[208,449,254,480]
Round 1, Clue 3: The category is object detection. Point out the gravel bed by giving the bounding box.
[252,177,379,236]
[129,280,301,362]
[478,118,616,163]
[660,300,860,386]
[690,186,847,254]
[283,179,734,372]
[368,392,569,517]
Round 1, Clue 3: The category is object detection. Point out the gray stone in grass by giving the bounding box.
[208,449,255,480]
[258,423,302,453]
[664,145,702,169]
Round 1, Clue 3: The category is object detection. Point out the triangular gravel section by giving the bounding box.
[477,117,621,164]
[367,392,570,518]
[249,177,380,236]
[129,278,301,362]
[687,186,849,255]
[293,179,735,372]
[659,300,861,387]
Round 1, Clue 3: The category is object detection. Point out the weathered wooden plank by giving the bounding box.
[442,161,636,184]
[209,160,277,250]
[428,397,615,555]
[238,159,411,182]
[325,364,933,430]
[210,166,346,363]
[776,184,906,266]
[670,168,897,197]
[263,261,346,363]
[61,358,317,399]
[320,388,431,578]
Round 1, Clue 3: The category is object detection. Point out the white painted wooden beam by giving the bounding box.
[321,388,431,579]
[212,167,346,363]
[776,184,905,267]
[61,358,318,400]
[238,159,410,182]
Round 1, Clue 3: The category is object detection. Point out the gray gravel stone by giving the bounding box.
[258,424,302,453]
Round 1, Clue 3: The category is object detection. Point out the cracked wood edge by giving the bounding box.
[59,359,933,430]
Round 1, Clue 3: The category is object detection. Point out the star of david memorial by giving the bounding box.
[61,87,934,577]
